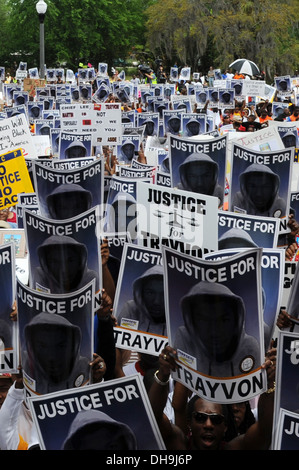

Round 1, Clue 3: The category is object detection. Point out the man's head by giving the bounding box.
[188,396,228,450]
[0,208,10,222]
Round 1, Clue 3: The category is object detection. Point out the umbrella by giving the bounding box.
[229,59,260,76]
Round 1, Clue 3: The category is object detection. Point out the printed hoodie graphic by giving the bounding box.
[232,163,286,217]
[118,265,166,335]
[174,281,260,377]
[61,409,138,450]
[23,312,90,394]
[33,235,98,293]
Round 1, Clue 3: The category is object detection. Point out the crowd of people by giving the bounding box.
[0,58,298,452]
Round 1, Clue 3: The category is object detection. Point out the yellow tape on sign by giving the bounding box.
[0,148,34,210]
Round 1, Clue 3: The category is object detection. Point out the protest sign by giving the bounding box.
[230,142,293,219]
[0,148,34,210]
[5,104,28,122]
[137,112,159,138]
[172,97,192,113]
[116,135,140,165]
[272,330,299,447]
[290,191,299,223]
[98,231,131,288]
[50,156,96,171]
[0,114,38,159]
[155,170,172,187]
[136,181,218,258]
[60,103,122,146]
[195,88,208,107]
[181,113,206,137]
[23,78,46,98]
[16,204,39,229]
[104,175,149,241]
[16,278,95,396]
[162,109,182,136]
[27,375,165,450]
[0,228,26,258]
[27,102,43,120]
[228,126,285,161]
[32,135,51,158]
[24,206,101,294]
[273,408,299,450]
[275,75,292,95]
[284,261,299,333]
[162,245,266,402]
[58,131,92,160]
[169,134,227,209]
[119,165,156,182]
[218,211,280,249]
[218,89,234,109]
[33,158,104,220]
[0,242,18,373]
[241,80,266,97]
[113,243,168,354]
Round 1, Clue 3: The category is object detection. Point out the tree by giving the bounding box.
[145,0,210,70]
[1,0,149,72]
[145,0,299,80]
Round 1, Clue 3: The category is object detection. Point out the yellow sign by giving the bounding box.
[0,148,34,210]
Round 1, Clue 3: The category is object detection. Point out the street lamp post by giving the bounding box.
[36,0,47,79]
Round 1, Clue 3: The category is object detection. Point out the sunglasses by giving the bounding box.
[192,411,225,425]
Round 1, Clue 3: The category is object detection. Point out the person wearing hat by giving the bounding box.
[232,114,246,131]
[219,113,232,129]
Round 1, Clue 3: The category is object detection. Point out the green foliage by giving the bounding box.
[145,0,299,80]
[1,0,298,80]
[1,0,149,71]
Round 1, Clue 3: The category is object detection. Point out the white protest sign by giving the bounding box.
[241,80,266,97]
[60,103,122,146]
[136,181,218,257]
[0,115,38,159]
